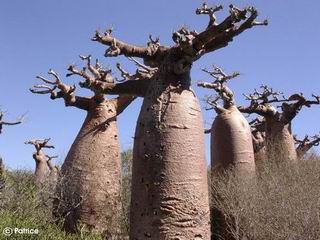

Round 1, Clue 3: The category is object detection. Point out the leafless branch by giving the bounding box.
[0,111,24,134]
[91,28,169,62]
[25,138,54,154]
[198,66,239,108]
[193,3,268,56]
[294,133,320,158]
[196,3,223,29]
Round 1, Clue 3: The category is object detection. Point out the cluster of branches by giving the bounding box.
[239,85,320,124]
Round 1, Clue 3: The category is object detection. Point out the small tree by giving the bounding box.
[294,134,320,159]
[25,138,55,186]
[239,85,320,162]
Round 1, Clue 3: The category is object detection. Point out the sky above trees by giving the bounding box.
[1,0,319,169]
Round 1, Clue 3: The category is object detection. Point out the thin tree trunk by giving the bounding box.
[54,100,122,234]
[130,73,210,239]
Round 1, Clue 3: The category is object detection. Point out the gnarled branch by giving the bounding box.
[79,57,158,97]
[294,133,320,158]
[193,4,268,56]
[25,138,55,155]
[0,111,24,134]
[92,28,169,64]
[198,65,239,108]
[281,93,320,123]
[31,69,90,110]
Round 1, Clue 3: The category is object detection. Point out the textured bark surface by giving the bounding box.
[55,99,122,234]
[211,106,255,174]
[265,117,297,162]
[33,152,50,186]
[130,72,210,239]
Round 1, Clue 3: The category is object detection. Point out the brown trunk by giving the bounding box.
[211,106,255,174]
[130,72,210,239]
[54,99,122,234]
[34,152,49,186]
[0,157,5,191]
[210,106,255,240]
[265,117,297,162]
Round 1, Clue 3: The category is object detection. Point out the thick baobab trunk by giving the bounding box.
[211,106,255,174]
[55,99,122,234]
[130,72,210,239]
[265,117,297,162]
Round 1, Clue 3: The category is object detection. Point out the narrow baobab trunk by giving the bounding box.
[46,155,59,185]
[249,118,267,165]
[31,57,136,234]
[79,3,267,239]
[25,138,55,186]
[239,86,320,163]
[0,157,5,191]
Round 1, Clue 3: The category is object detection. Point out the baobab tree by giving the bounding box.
[239,85,320,162]
[198,66,255,240]
[294,134,320,159]
[0,110,23,135]
[30,55,152,234]
[249,117,267,164]
[46,155,59,184]
[79,3,267,239]
[198,66,255,174]
[25,138,55,186]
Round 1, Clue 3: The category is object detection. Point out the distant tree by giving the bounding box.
[294,134,320,159]
[198,66,255,175]
[239,86,320,162]
[25,138,55,186]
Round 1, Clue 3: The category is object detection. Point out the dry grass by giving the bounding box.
[210,154,320,240]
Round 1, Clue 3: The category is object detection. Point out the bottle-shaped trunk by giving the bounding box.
[211,106,255,174]
[210,106,255,240]
[54,100,122,234]
[34,153,49,186]
[265,118,297,162]
[130,76,210,239]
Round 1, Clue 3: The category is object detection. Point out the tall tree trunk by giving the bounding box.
[210,106,255,240]
[34,152,49,186]
[130,72,210,239]
[54,100,122,234]
[211,106,255,174]
[265,117,297,162]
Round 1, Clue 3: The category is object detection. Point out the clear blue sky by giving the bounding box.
[1,0,319,170]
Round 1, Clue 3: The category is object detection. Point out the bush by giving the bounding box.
[210,155,320,240]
